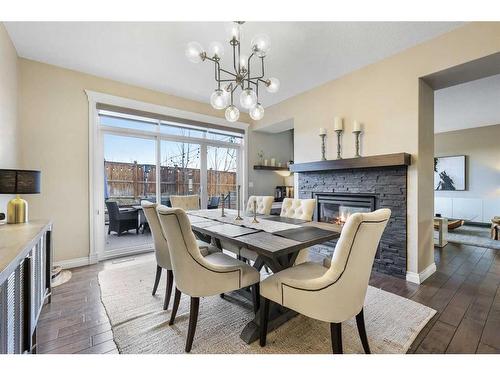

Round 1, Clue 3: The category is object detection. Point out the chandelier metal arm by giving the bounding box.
[219,68,237,78]
[237,41,241,73]
[233,43,238,73]
[215,61,220,89]
[249,57,266,80]
[246,53,252,88]
[218,78,238,82]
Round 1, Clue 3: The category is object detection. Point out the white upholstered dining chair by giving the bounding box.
[259,208,391,354]
[170,195,200,210]
[280,198,316,220]
[280,198,316,264]
[157,206,261,352]
[141,201,219,310]
[246,196,274,215]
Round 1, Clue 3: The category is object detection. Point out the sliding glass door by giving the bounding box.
[103,133,156,254]
[96,108,244,258]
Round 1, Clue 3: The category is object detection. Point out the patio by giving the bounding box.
[105,225,154,251]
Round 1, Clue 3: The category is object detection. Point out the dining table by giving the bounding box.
[186,208,341,344]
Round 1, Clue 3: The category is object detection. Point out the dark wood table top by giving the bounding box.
[188,213,340,258]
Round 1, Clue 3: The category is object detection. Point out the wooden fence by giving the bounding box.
[105,161,237,201]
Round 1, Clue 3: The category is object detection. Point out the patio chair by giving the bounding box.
[106,200,139,236]
[207,196,220,209]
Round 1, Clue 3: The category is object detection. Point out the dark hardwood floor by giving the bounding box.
[37,242,500,354]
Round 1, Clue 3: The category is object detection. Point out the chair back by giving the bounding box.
[141,201,171,270]
[246,196,274,215]
[170,195,200,210]
[105,200,120,220]
[157,206,210,296]
[280,198,315,221]
[208,196,220,208]
[157,206,240,296]
[325,208,391,318]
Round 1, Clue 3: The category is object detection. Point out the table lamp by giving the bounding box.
[0,169,41,223]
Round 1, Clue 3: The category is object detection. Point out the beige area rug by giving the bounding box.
[98,258,435,354]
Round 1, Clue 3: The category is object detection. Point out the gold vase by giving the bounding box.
[7,195,28,224]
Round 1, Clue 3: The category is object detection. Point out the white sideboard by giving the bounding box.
[0,220,52,354]
[435,197,500,223]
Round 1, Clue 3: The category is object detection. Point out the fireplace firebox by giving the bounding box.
[313,193,376,224]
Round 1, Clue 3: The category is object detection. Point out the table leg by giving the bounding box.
[240,254,298,344]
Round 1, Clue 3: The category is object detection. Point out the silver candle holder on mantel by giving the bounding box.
[319,128,327,161]
[220,192,226,217]
[334,117,344,160]
[234,185,243,221]
[353,120,362,158]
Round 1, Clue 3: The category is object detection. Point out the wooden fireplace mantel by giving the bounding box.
[289,152,411,173]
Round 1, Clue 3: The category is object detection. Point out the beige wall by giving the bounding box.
[252,22,500,276]
[0,24,20,212]
[435,124,500,199]
[18,58,252,263]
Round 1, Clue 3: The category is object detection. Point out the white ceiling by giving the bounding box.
[435,74,500,133]
[5,22,463,110]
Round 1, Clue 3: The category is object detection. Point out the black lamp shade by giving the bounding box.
[0,169,41,194]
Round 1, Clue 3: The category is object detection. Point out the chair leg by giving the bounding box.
[163,270,174,310]
[152,265,162,295]
[169,288,181,325]
[251,283,260,314]
[185,297,200,353]
[330,322,343,354]
[356,308,371,354]
[259,296,270,347]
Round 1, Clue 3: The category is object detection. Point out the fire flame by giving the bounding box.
[334,212,348,225]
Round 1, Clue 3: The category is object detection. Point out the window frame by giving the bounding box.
[87,90,248,263]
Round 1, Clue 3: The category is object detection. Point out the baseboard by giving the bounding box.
[54,256,92,269]
[98,245,153,261]
[406,262,437,284]
[53,247,153,270]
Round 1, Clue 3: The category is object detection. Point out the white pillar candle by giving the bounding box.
[353,120,361,132]
[334,117,343,131]
[319,127,327,136]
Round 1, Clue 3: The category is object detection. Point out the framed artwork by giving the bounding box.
[434,155,466,191]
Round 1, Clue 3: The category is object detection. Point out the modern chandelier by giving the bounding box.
[185,21,279,122]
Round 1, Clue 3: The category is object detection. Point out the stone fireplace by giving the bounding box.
[297,164,408,278]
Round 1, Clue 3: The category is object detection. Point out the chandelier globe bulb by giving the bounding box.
[249,103,265,121]
[225,105,240,122]
[185,41,205,63]
[239,88,257,109]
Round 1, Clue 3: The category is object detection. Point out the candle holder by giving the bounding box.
[252,200,259,224]
[220,192,226,217]
[335,129,343,159]
[319,134,327,161]
[353,130,362,157]
[235,185,243,221]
